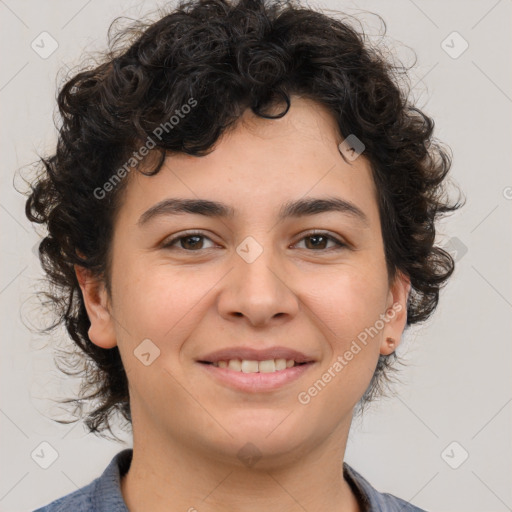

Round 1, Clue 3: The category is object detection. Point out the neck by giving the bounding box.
[120,416,361,512]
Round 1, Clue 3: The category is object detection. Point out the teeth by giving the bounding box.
[259,359,276,373]
[228,359,242,371]
[213,358,298,373]
[241,360,259,373]
[276,358,287,371]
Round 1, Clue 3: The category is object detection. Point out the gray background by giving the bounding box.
[1,0,511,511]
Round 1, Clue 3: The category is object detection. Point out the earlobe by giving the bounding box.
[74,265,118,349]
[380,272,411,356]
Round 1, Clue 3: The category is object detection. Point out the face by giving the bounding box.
[77,95,409,467]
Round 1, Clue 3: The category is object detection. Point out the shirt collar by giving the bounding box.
[92,448,131,512]
[95,449,380,512]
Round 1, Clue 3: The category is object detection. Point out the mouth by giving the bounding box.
[198,358,308,373]
[196,349,316,392]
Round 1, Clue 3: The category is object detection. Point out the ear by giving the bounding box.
[74,265,117,349]
[380,271,411,356]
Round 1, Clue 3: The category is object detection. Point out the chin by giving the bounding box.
[201,419,313,467]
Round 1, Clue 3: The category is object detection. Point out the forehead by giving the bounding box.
[117,96,379,227]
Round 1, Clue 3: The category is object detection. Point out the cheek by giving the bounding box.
[111,256,214,346]
[296,270,388,412]
[302,260,389,345]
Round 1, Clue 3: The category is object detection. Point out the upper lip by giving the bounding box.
[197,346,315,364]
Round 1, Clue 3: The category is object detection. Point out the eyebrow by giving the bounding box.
[137,196,369,227]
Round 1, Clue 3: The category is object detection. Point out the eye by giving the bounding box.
[293,231,347,251]
[161,231,217,251]
[161,230,348,252]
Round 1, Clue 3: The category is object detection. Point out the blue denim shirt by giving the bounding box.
[33,449,427,511]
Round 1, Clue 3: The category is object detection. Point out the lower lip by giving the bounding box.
[197,362,315,392]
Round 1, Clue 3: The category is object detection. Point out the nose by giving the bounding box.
[217,244,300,327]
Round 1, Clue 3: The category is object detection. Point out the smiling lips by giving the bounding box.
[197,346,316,391]
[212,358,297,373]
[198,346,314,372]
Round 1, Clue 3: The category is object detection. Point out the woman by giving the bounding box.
[26,0,461,510]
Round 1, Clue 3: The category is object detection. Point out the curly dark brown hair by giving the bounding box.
[23,0,462,438]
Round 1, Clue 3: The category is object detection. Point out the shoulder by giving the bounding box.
[343,462,429,512]
[371,490,428,512]
[32,480,96,512]
[32,449,132,512]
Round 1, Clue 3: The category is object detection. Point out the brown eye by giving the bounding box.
[162,232,216,251]
[305,234,329,250]
[295,232,346,251]
[179,235,205,250]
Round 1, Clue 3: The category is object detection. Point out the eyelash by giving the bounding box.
[161,230,348,252]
